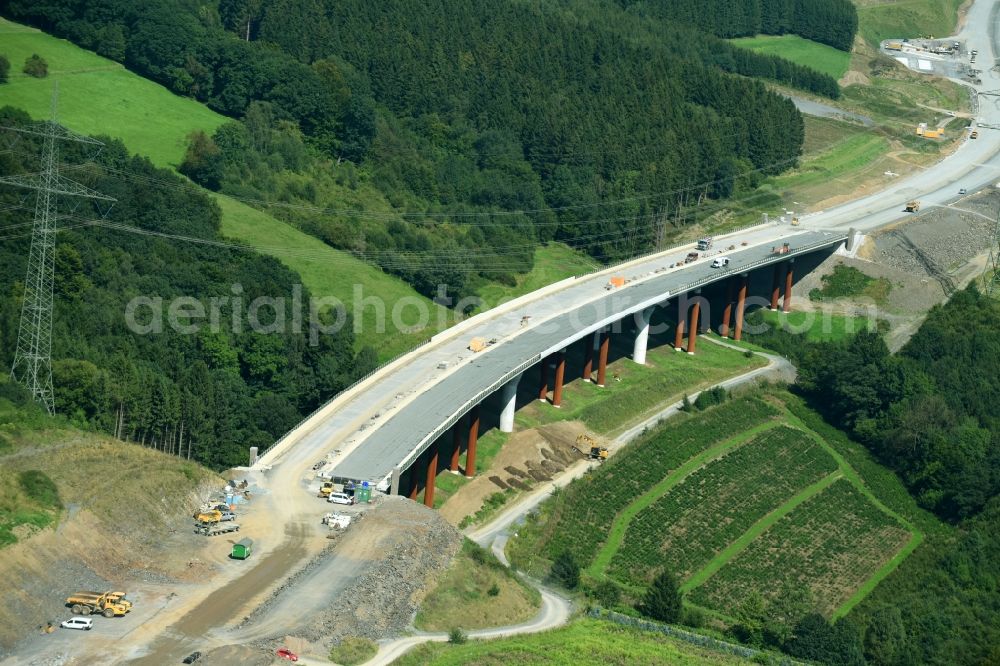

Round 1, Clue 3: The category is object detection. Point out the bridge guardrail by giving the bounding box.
[263,224,841,470]
[398,232,847,471]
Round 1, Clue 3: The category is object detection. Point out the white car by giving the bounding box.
[61,617,93,631]
[711,257,730,268]
[327,492,355,505]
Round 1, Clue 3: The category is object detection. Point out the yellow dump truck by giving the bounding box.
[318,481,335,497]
[905,200,921,212]
[66,591,132,617]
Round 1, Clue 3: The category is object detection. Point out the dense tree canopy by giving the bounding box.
[0,108,375,469]
[620,0,858,51]
[791,286,1000,522]
[0,0,847,296]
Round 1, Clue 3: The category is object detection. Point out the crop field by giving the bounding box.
[730,35,851,80]
[507,397,780,572]
[607,426,838,585]
[689,479,912,619]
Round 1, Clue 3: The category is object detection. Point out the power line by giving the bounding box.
[0,85,116,414]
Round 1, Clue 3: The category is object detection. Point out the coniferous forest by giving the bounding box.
[1,0,847,299]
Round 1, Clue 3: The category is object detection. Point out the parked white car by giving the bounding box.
[61,617,93,631]
[327,492,355,505]
[711,257,730,268]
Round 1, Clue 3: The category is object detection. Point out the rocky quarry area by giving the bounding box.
[203,496,463,663]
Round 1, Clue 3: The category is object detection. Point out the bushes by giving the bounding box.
[550,551,580,589]
[0,55,9,83]
[638,571,683,623]
[18,470,61,509]
[23,54,48,78]
[328,637,378,666]
[694,386,728,410]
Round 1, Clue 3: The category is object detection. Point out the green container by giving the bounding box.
[357,485,372,503]
[232,538,253,560]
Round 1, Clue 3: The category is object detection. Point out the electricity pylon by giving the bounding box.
[0,86,114,413]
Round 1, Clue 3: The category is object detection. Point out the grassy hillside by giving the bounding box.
[396,617,751,665]
[0,18,224,168]
[731,35,852,79]
[0,16,446,357]
[415,540,540,631]
[855,0,964,46]
[0,394,220,548]
[508,389,919,630]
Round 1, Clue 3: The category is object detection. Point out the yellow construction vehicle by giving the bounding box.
[193,509,222,523]
[318,481,335,498]
[905,200,921,213]
[576,434,608,461]
[65,591,132,618]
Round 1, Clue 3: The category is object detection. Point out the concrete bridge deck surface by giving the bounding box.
[260,224,843,487]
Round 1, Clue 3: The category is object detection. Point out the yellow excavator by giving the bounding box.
[576,434,608,461]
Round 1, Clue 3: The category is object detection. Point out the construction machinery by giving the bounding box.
[684,252,699,264]
[318,481,335,498]
[65,591,132,618]
[576,434,608,461]
[193,509,222,523]
[197,522,241,536]
[905,200,921,212]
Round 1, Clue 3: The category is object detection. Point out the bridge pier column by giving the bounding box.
[721,280,735,338]
[632,307,654,365]
[770,264,782,310]
[582,334,595,381]
[465,405,481,478]
[596,329,610,387]
[552,351,566,407]
[538,356,549,402]
[687,299,701,355]
[408,467,419,500]
[450,422,463,472]
[498,373,523,432]
[783,259,794,313]
[423,441,439,508]
[733,273,749,342]
[674,300,687,351]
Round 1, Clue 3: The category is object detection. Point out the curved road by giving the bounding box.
[119,1,1000,662]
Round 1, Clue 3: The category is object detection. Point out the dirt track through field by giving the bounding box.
[127,521,310,664]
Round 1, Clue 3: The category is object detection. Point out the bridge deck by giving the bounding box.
[329,228,846,485]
